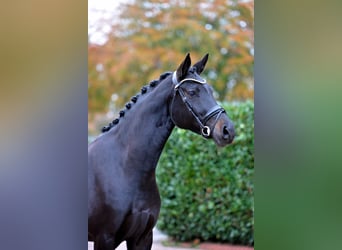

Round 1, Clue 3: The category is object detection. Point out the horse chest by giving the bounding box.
[112,188,160,245]
[108,176,161,224]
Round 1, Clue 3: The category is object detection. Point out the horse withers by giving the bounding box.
[88,53,235,250]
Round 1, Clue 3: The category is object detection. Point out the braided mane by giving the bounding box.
[101,72,172,133]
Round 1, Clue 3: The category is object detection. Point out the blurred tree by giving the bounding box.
[88,0,253,131]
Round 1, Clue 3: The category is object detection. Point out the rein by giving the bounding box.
[170,71,225,138]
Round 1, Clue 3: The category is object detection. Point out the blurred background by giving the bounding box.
[88,0,254,135]
[1,0,341,249]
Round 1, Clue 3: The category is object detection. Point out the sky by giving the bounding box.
[88,0,126,45]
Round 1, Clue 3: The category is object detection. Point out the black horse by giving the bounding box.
[88,53,235,250]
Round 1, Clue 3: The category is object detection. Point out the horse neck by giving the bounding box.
[110,79,175,172]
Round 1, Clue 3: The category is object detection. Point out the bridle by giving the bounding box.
[170,71,225,138]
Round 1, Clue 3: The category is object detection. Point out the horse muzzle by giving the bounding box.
[212,117,235,147]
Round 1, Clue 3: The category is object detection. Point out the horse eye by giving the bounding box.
[187,90,196,96]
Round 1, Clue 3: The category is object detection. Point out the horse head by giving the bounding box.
[170,53,235,147]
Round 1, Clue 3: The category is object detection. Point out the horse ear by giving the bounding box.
[176,53,191,81]
[193,53,209,75]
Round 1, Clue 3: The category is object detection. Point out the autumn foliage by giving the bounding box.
[88,0,254,132]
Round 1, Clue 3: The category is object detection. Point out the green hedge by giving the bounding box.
[156,101,254,245]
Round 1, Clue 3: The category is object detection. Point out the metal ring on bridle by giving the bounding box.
[201,126,211,137]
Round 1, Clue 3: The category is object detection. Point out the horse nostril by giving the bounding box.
[223,125,230,139]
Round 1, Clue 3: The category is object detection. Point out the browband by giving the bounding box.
[172,71,206,89]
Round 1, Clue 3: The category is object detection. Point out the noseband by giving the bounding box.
[170,71,225,138]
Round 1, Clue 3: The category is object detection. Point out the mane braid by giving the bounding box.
[101,72,172,133]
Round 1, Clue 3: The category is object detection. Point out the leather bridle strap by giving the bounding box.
[202,104,225,125]
[171,71,225,138]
